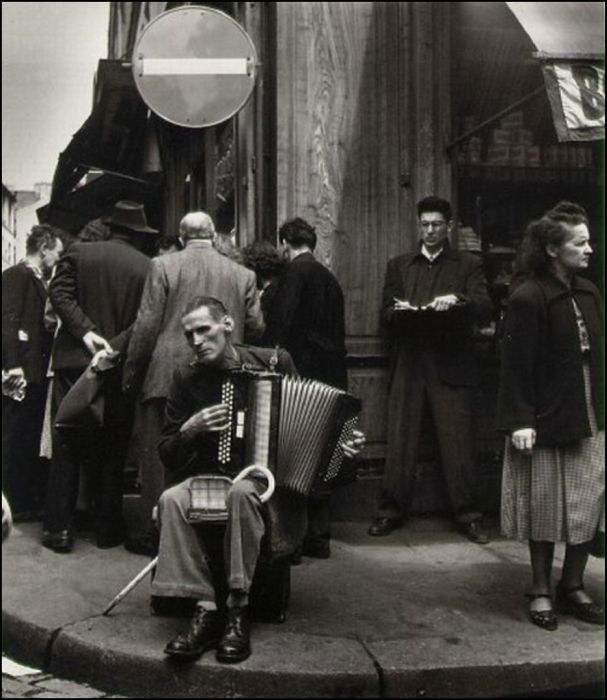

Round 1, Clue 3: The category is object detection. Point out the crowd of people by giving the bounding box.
[2,195,603,664]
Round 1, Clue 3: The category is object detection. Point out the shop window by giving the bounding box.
[451,1,602,303]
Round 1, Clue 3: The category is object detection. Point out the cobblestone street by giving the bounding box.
[2,657,128,699]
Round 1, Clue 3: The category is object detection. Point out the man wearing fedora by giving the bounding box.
[43,201,156,553]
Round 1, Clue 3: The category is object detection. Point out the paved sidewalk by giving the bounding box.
[2,519,604,698]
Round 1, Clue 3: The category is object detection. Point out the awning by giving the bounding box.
[38,171,161,236]
[506,2,605,141]
[49,59,151,214]
[506,2,604,59]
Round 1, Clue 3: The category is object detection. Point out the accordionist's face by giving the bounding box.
[182,306,233,366]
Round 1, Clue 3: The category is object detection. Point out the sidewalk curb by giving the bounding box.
[49,618,379,698]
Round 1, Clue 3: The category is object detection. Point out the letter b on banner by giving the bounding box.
[572,65,605,121]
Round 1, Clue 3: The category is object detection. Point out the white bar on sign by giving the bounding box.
[142,58,248,76]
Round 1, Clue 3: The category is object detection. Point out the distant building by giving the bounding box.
[2,183,17,271]
[14,182,52,260]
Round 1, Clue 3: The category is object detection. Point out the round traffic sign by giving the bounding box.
[132,6,258,128]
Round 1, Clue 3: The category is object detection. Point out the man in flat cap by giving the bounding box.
[43,201,156,553]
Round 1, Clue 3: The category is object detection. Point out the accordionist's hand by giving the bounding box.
[180,403,230,441]
[341,429,366,458]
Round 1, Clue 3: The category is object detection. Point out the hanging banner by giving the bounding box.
[542,62,605,142]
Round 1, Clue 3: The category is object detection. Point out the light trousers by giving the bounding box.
[152,477,266,608]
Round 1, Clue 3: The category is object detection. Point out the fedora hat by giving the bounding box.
[105,201,158,235]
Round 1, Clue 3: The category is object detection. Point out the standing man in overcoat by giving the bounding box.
[42,201,154,552]
[122,211,264,553]
[368,196,493,543]
[264,217,348,558]
[2,225,64,518]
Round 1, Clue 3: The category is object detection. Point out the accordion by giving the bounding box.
[215,370,361,497]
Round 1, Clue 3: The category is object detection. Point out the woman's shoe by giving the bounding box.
[556,584,605,625]
[526,593,558,631]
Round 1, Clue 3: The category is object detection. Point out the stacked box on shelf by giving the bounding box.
[492,128,512,145]
[457,226,482,252]
[487,144,510,165]
[500,110,524,129]
[510,128,534,146]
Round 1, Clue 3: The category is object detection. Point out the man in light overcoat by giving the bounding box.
[122,211,264,552]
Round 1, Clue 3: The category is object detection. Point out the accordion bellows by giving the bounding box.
[217,371,361,497]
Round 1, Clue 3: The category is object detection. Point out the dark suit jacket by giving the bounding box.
[496,274,603,446]
[264,252,347,390]
[382,244,493,387]
[2,262,53,385]
[50,239,150,371]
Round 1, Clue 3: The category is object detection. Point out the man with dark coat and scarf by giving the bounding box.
[368,196,493,543]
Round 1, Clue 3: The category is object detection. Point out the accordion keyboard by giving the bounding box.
[218,380,235,466]
[323,415,359,482]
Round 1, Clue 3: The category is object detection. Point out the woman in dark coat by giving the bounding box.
[497,202,604,630]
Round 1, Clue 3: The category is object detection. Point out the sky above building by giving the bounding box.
[2,2,110,191]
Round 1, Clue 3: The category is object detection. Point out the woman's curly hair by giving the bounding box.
[242,241,285,284]
[512,201,589,283]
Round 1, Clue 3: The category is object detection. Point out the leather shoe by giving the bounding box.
[526,593,558,631]
[215,607,251,664]
[458,519,490,544]
[556,584,605,625]
[164,607,224,659]
[42,529,74,553]
[368,517,402,537]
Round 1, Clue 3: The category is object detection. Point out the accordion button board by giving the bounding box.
[217,380,235,466]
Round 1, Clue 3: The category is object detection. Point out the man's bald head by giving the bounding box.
[179,211,216,241]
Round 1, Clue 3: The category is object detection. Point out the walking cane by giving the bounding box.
[102,557,158,616]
